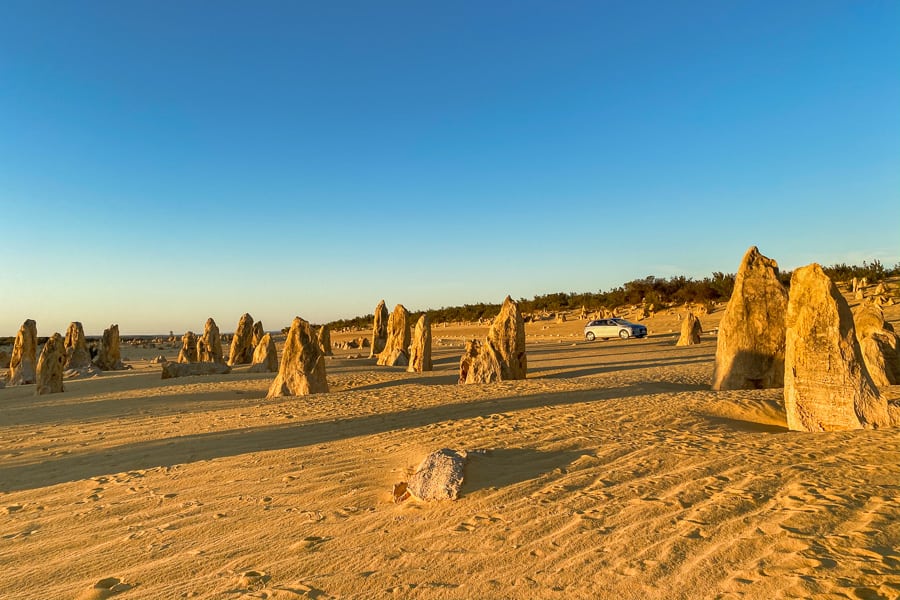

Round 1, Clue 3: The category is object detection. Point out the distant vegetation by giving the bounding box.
[820,260,894,285]
[327,260,899,330]
[0,261,896,342]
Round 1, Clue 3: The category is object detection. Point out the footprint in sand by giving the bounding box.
[683,527,709,539]
[291,536,330,551]
[2,527,37,540]
[258,583,331,598]
[452,521,476,532]
[850,588,892,600]
[75,577,133,600]
[237,570,270,589]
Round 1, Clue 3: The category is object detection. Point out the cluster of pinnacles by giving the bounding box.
[367,300,432,372]
[166,314,274,378]
[366,295,526,382]
[160,312,335,391]
[3,319,124,395]
[712,246,900,431]
[2,293,532,397]
[20,246,892,421]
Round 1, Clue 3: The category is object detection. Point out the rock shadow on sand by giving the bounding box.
[0,384,654,492]
[461,448,584,495]
[532,356,712,380]
[697,395,790,433]
[350,373,460,391]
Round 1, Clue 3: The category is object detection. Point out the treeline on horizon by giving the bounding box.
[2,260,894,343]
[327,260,899,330]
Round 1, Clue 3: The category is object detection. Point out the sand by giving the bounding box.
[2,302,900,599]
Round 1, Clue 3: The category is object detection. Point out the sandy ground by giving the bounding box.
[2,302,900,599]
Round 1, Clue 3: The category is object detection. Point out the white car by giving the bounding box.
[584,318,647,341]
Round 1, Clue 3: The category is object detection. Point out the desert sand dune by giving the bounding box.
[2,307,900,599]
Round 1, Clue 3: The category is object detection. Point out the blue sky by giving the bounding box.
[1,1,898,335]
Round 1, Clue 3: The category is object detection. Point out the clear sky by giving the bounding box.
[1,1,898,336]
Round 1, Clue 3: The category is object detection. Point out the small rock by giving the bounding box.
[405,449,467,501]
[64,321,92,369]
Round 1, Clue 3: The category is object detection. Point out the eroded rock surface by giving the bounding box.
[64,321,91,369]
[198,318,224,364]
[370,300,389,358]
[676,313,702,346]
[95,324,124,371]
[249,333,279,373]
[266,316,328,397]
[407,314,433,373]
[377,304,411,367]
[251,321,265,348]
[406,449,467,501]
[228,313,255,365]
[711,246,788,390]
[177,331,199,364]
[458,340,480,384]
[317,324,333,357]
[35,333,65,395]
[784,264,893,431]
[854,302,900,386]
[460,296,527,384]
[8,319,38,385]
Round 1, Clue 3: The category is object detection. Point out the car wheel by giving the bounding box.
[619,329,630,339]
[585,332,595,341]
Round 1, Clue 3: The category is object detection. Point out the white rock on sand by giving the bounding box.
[399,448,467,501]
